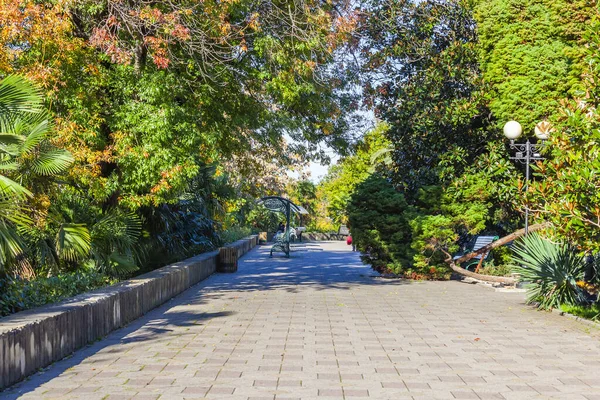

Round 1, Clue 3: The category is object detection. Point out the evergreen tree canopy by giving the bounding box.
[474,0,594,131]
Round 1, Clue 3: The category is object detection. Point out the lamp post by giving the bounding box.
[503,120,553,235]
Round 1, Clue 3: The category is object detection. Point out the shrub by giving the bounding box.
[219,226,252,245]
[347,175,412,274]
[0,271,117,317]
[511,234,587,310]
[478,261,512,277]
[247,205,280,233]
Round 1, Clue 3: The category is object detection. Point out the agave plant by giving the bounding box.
[511,233,587,309]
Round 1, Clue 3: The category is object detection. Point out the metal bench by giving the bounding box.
[453,235,498,271]
[270,231,290,257]
[258,196,309,258]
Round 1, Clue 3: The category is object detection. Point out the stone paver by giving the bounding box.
[2,241,600,400]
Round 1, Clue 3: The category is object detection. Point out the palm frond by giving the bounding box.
[0,175,32,198]
[91,211,142,276]
[0,220,26,271]
[19,115,50,154]
[0,160,18,171]
[0,75,43,132]
[31,149,74,176]
[0,136,24,157]
[0,134,25,147]
[108,252,139,276]
[55,223,91,262]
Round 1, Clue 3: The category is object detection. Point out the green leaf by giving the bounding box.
[30,150,74,176]
[56,224,91,262]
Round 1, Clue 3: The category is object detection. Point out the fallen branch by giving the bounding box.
[443,222,552,285]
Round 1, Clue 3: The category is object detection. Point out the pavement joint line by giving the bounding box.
[3,241,600,400]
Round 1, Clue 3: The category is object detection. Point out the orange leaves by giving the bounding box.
[87,2,197,69]
[220,22,232,35]
[151,165,184,194]
[0,0,77,79]
[170,24,191,41]
[248,12,261,31]
[138,5,165,24]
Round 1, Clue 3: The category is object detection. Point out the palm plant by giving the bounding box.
[89,211,142,277]
[0,75,42,270]
[0,75,74,273]
[511,233,587,309]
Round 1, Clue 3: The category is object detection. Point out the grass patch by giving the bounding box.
[560,304,600,322]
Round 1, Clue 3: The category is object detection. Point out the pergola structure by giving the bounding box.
[258,196,308,257]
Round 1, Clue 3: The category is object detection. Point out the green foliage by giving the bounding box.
[0,0,361,316]
[560,303,600,322]
[347,175,412,274]
[481,245,513,276]
[361,0,494,191]
[0,75,74,271]
[528,12,600,253]
[218,226,252,246]
[474,0,593,131]
[319,123,390,225]
[286,180,318,229]
[247,204,281,234]
[0,271,117,317]
[511,234,587,310]
[409,214,458,272]
[478,261,513,277]
[0,75,43,128]
[89,212,142,277]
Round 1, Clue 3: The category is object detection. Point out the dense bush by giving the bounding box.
[347,175,412,274]
[0,271,117,317]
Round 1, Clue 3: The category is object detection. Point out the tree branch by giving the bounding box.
[443,222,552,285]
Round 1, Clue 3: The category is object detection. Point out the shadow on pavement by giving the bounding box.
[2,241,408,398]
[202,241,412,294]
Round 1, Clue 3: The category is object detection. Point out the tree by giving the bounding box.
[474,0,594,131]
[319,122,390,224]
[347,175,412,274]
[359,0,494,191]
[0,75,74,273]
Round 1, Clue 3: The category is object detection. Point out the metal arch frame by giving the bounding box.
[258,196,308,258]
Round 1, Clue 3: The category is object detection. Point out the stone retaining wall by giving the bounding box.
[301,232,346,241]
[0,235,259,389]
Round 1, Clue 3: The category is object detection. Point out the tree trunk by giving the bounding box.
[444,222,552,285]
[134,43,147,74]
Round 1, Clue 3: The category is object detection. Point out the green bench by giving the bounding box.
[453,235,499,272]
[270,231,290,257]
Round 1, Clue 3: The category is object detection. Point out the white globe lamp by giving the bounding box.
[503,120,522,140]
[534,121,553,140]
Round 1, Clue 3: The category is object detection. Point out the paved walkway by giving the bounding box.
[3,242,600,400]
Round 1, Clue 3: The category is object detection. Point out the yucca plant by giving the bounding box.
[511,233,587,310]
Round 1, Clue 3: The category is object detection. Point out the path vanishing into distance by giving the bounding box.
[3,241,600,400]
